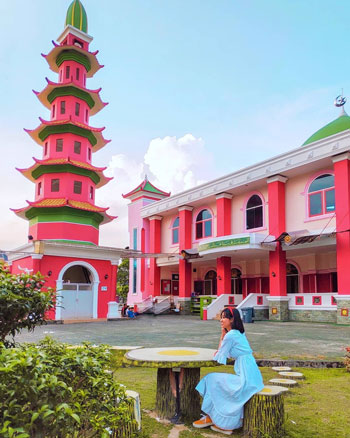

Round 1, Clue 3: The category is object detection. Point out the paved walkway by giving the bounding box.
[14,315,349,359]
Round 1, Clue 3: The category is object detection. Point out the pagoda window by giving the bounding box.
[75,102,80,116]
[76,68,80,81]
[56,139,63,152]
[246,194,263,230]
[195,209,212,239]
[52,105,56,118]
[59,70,63,82]
[308,174,335,217]
[37,182,42,196]
[85,109,88,122]
[66,66,70,80]
[51,179,60,192]
[44,142,48,156]
[60,101,66,114]
[90,186,94,200]
[73,39,83,48]
[73,181,82,194]
[88,148,91,160]
[74,141,81,154]
[83,73,86,86]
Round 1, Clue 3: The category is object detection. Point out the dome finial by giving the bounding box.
[65,0,88,33]
[334,89,347,117]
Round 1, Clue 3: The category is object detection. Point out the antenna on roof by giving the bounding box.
[145,174,148,181]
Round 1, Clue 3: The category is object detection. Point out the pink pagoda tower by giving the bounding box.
[13,0,114,245]
[8,1,123,321]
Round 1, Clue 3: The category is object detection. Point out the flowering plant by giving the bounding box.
[345,347,350,372]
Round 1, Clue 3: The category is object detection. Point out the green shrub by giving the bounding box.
[0,263,55,347]
[0,338,135,438]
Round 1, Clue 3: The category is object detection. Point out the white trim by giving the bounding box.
[57,25,93,44]
[149,215,163,221]
[335,295,350,301]
[266,296,290,302]
[332,152,350,163]
[31,254,43,260]
[55,261,100,320]
[267,175,288,184]
[178,205,194,211]
[140,130,350,218]
[215,193,233,200]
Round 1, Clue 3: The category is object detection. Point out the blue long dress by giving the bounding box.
[195,329,264,430]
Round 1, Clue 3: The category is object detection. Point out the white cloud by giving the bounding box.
[98,134,209,247]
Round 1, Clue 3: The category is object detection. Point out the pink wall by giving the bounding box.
[36,173,95,202]
[42,133,92,163]
[285,171,336,232]
[29,222,99,245]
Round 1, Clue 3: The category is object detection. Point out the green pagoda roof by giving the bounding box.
[303,112,350,146]
[65,0,88,33]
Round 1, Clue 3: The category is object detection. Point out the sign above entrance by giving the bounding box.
[198,236,250,253]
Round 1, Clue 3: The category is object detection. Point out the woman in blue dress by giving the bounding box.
[193,308,264,435]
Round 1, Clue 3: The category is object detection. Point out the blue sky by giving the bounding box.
[1,0,350,249]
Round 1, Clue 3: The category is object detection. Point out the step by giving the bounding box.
[279,371,305,379]
[269,378,298,387]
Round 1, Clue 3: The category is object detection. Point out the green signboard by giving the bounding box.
[199,236,250,252]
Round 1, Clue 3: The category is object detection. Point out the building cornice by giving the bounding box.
[57,25,93,45]
[332,152,350,163]
[148,215,163,221]
[140,130,350,218]
[215,193,233,200]
[267,175,288,184]
[178,205,194,212]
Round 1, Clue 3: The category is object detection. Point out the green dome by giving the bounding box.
[303,113,350,146]
[65,0,88,33]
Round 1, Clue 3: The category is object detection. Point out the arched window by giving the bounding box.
[286,263,299,294]
[231,268,242,294]
[308,174,335,217]
[172,217,179,244]
[246,195,263,230]
[196,209,212,239]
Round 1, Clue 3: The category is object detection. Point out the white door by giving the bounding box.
[60,283,93,319]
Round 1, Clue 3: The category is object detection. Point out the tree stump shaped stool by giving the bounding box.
[243,385,285,438]
[271,366,292,372]
[269,378,298,387]
[124,347,218,424]
[279,371,304,380]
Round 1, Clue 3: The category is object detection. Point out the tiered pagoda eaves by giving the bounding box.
[13,0,115,246]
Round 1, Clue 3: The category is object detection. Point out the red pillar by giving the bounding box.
[179,206,193,298]
[140,227,145,292]
[216,193,232,237]
[267,176,287,296]
[149,216,162,296]
[333,154,350,295]
[110,263,118,302]
[217,256,231,295]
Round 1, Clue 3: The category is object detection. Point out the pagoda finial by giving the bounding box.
[65,0,88,33]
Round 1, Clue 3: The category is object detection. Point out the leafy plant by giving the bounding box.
[0,262,55,347]
[0,338,135,437]
[117,259,129,302]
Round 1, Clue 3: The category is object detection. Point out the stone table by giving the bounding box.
[124,347,218,424]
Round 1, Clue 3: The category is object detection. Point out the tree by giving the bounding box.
[0,262,55,347]
[117,258,129,302]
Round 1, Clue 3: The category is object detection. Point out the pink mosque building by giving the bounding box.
[125,109,350,325]
[8,1,124,321]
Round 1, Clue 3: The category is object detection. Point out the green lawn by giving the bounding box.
[115,366,350,438]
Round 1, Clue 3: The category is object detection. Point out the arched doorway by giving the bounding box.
[56,262,99,320]
[231,268,242,294]
[204,270,217,295]
[286,263,299,294]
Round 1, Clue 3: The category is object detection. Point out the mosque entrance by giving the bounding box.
[60,265,94,319]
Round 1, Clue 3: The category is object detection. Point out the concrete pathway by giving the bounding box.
[14,314,350,359]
